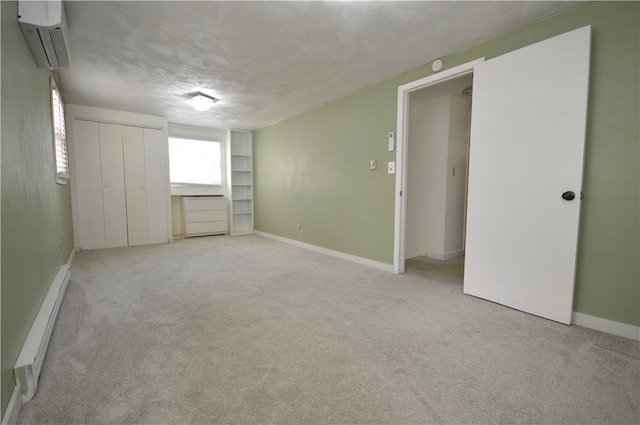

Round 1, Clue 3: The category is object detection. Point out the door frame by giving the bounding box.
[393,58,484,274]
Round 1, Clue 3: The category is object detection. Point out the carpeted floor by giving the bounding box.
[17,235,640,424]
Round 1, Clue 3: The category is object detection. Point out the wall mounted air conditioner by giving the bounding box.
[18,0,70,70]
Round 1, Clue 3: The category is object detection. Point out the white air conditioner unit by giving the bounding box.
[18,0,70,70]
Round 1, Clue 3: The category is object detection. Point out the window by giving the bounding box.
[168,137,222,186]
[51,78,69,184]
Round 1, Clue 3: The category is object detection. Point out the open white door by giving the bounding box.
[463,26,591,324]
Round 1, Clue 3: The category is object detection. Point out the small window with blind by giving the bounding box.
[50,78,69,184]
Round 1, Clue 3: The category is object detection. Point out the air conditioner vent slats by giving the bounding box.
[36,28,54,68]
[18,0,70,70]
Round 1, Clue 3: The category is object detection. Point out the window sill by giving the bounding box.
[170,183,225,197]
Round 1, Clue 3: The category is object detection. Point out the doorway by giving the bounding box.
[394,27,590,325]
[393,59,483,274]
[405,74,473,266]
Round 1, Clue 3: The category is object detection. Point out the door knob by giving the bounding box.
[562,191,575,201]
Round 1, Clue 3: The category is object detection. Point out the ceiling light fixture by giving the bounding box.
[188,92,219,112]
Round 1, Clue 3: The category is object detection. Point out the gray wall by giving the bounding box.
[1,0,75,415]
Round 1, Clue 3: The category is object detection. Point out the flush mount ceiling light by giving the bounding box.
[187,92,219,112]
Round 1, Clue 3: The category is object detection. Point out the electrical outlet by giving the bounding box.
[296,221,301,230]
[370,159,376,170]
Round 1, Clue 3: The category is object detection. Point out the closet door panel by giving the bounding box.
[123,126,149,246]
[144,128,169,244]
[99,123,128,248]
[74,120,106,249]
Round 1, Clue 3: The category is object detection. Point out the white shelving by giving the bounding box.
[227,130,253,235]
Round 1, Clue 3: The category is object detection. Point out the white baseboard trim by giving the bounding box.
[67,246,76,267]
[14,263,71,402]
[254,231,394,273]
[572,312,640,341]
[1,383,22,425]
[426,250,465,261]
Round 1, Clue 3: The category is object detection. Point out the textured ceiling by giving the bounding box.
[60,1,584,130]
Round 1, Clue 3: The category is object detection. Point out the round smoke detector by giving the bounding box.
[432,59,443,72]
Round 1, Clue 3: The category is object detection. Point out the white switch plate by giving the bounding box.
[370,159,376,170]
[388,132,395,151]
[388,161,395,174]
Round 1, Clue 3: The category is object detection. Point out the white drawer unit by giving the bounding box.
[181,197,228,237]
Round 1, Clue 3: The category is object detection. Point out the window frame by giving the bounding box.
[168,136,225,196]
[50,77,69,185]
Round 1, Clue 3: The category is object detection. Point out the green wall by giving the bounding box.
[254,2,639,327]
[1,0,75,415]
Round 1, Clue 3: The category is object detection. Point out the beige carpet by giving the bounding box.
[17,235,639,424]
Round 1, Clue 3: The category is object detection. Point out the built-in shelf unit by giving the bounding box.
[227,130,253,235]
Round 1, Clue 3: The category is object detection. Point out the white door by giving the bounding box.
[463,26,591,324]
[99,123,129,248]
[144,128,169,244]
[74,120,106,249]
[122,126,149,246]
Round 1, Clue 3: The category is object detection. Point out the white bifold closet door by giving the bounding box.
[75,121,128,249]
[99,123,129,248]
[143,128,169,244]
[74,120,109,249]
[122,126,168,246]
[75,120,168,250]
[122,126,149,246]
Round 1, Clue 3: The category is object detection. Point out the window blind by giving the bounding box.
[51,79,69,182]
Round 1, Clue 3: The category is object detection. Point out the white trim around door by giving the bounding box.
[393,58,485,274]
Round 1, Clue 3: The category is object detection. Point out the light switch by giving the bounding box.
[388,161,395,174]
[370,159,377,170]
[388,132,395,151]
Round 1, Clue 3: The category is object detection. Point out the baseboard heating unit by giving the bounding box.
[14,264,71,402]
